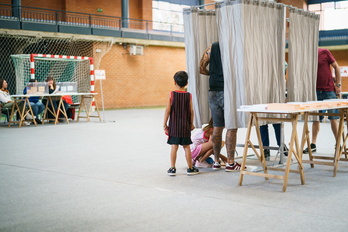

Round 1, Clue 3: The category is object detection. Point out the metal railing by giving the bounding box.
[0,4,184,36]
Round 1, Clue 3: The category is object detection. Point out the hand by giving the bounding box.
[163,125,169,135]
[191,125,195,131]
[335,86,341,96]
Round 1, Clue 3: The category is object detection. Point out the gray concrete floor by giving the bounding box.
[1,108,348,232]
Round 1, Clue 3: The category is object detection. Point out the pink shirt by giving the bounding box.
[316,48,336,91]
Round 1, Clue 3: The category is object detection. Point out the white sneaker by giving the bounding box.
[195,161,212,168]
[23,121,31,126]
[26,114,33,120]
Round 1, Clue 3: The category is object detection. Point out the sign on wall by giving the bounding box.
[95,69,106,80]
[341,66,348,77]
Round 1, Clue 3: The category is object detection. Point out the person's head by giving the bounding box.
[46,76,54,84]
[173,71,188,88]
[203,118,213,132]
[0,79,8,91]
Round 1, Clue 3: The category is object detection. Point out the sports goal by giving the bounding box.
[11,54,95,95]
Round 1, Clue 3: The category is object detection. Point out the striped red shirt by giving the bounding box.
[168,91,192,138]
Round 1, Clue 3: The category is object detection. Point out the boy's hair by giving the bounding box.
[174,71,188,87]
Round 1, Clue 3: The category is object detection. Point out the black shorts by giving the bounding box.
[167,136,192,145]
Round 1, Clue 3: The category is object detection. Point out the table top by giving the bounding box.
[238,100,348,114]
[11,92,98,98]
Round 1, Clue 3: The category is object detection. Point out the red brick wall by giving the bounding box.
[93,44,186,109]
[22,0,65,11]
[2,0,12,4]
[63,0,121,16]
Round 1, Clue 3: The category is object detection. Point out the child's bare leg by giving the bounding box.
[170,145,179,168]
[197,141,214,162]
[183,145,193,168]
[198,149,214,162]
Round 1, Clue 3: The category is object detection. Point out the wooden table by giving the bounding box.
[8,93,101,126]
[238,103,348,191]
[8,95,37,128]
[41,92,101,124]
[303,108,348,177]
[238,107,307,192]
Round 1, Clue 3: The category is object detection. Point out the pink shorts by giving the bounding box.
[191,144,202,160]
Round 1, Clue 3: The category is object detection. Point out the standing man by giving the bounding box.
[304,48,341,153]
[199,42,241,171]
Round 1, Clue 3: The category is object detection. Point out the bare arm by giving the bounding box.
[199,46,211,76]
[332,61,341,95]
[163,93,171,131]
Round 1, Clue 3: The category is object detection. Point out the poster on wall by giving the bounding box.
[341,66,348,77]
[95,70,106,80]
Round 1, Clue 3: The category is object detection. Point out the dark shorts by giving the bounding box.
[167,137,192,145]
[208,91,225,127]
[317,91,339,120]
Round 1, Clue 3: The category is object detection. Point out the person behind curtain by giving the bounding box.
[200,42,241,171]
[191,118,228,168]
[260,61,289,160]
[163,71,199,176]
[303,48,341,153]
[23,79,45,124]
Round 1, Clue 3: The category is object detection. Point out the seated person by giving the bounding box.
[23,79,45,124]
[0,78,24,117]
[42,77,70,120]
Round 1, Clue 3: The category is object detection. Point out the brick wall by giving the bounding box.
[93,44,186,109]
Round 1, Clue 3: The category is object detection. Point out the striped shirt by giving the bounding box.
[168,91,192,138]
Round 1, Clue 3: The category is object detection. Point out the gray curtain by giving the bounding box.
[287,8,320,103]
[184,0,317,129]
[183,7,218,128]
[217,0,286,129]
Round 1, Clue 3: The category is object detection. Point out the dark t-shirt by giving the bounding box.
[209,42,224,91]
[317,48,336,91]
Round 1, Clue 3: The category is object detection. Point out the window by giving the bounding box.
[152,0,199,32]
[308,0,348,30]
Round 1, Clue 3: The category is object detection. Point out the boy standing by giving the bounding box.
[163,71,199,176]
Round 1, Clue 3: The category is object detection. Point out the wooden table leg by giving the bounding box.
[333,108,345,177]
[253,113,269,179]
[282,113,304,192]
[56,96,69,124]
[239,114,253,186]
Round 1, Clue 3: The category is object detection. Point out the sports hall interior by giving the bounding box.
[1,0,348,231]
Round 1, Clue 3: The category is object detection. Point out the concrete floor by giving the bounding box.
[1,108,348,231]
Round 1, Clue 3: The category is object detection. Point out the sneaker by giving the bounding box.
[264,149,270,161]
[23,121,31,126]
[25,114,33,120]
[35,118,42,124]
[303,143,316,154]
[225,162,244,172]
[167,167,176,176]
[212,162,221,170]
[195,161,212,168]
[187,166,199,175]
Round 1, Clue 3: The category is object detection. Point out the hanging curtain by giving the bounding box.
[287,8,320,103]
[217,0,286,129]
[183,7,219,128]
